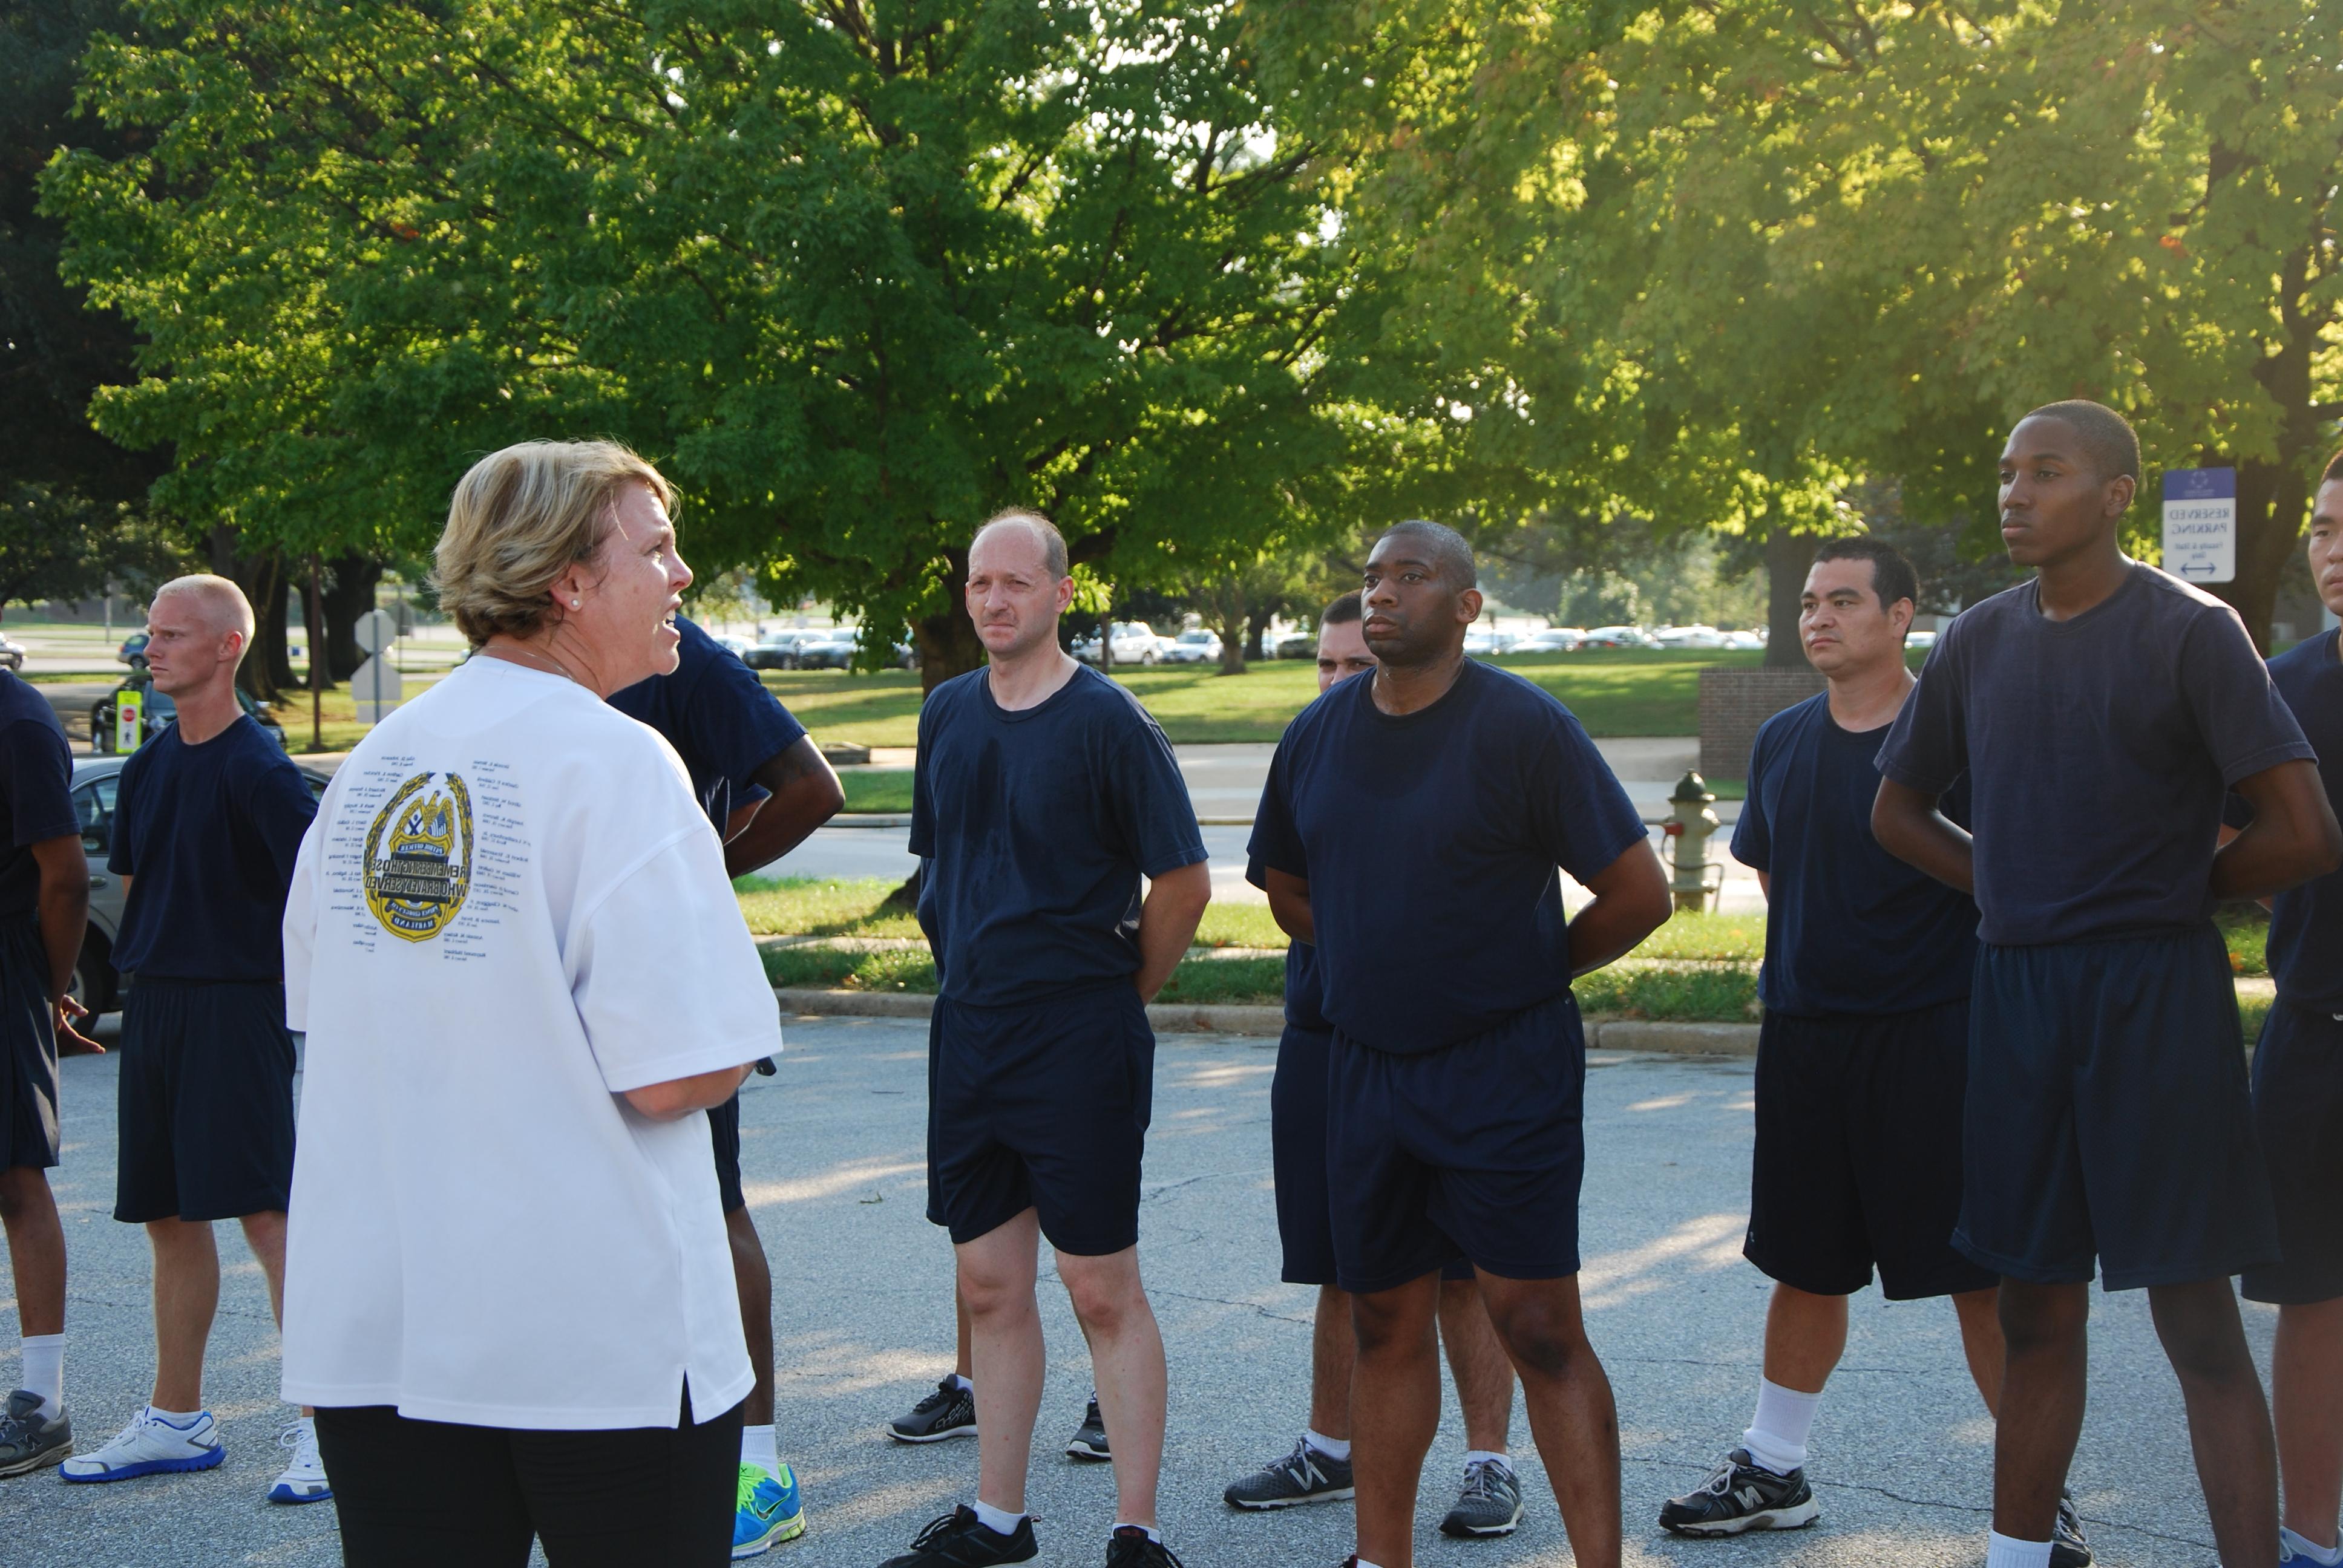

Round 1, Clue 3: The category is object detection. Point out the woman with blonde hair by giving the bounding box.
[279,440,779,1566]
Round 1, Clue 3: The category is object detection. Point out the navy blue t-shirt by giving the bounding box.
[1248,660,1648,1054]
[1248,849,1332,1036]
[608,617,808,832]
[911,664,1205,1007]
[2254,631,2343,1007]
[110,716,318,981]
[1732,691,1978,1016]
[1879,563,2314,947]
[0,673,77,924]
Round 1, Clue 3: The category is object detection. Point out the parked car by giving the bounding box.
[1510,627,1582,653]
[68,754,331,1013]
[790,631,864,670]
[1905,629,1939,650]
[1463,627,1518,656]
[0,633,23,671]
[708,632,753,658]
[1580,625,1657,648]
[1161,629,1223,665]
[91,676,287,754]
[119,632,149,669]
[1721,629,1766,650]
[1071,622,1165,665]
[744,633,810,670]
[1651,624,1728,648]
[1274,630,1318,660]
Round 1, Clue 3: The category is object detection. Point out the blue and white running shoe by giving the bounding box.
[268,1416,331,1504]
[59,1406,223,1483]
[733,1460,805,1557]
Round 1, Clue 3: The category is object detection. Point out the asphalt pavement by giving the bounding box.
[4,1017,2261,1567]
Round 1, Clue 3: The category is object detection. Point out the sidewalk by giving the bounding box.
[10,1019,2261,1567]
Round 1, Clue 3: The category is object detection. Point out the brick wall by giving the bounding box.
[1699,667,1824,780]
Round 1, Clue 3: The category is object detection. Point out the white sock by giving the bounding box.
[1464,1448,1512,1474]
[949,1373,972,1393]
[1355,1560,1389,1568]
[1113,1523,1162,1543]
[1305,1428,1351,1462]
[1984,1531,2054,1568]
[19,1335,62,1417]
[146,1405,202,1425]
[2284,1526,2343,1565]
[739,1422,779,1478]
[1742,1377,1822,1474]
[971,1499,1025,1537]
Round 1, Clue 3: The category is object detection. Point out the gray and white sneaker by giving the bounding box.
[1658,1447,1818,1536]
[2051,1488,2092,1568]
[1066,1397,1110,1462]
[887,1377,977,1443]
[0,1391,71,1477]
[1223,1437,1355,1509]
[1440,1457,1524,1537]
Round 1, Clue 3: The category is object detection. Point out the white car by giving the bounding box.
[1581,626,1656,648]
[1722,629,1766,650]
[1071,622,1165,665]
[1905,629,1939,650]
[1161,629,1223,664]
[1510,628,1582,653]
[1651,624,1728,648]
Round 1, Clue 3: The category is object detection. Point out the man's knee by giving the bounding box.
[1351,1284,1438,1358]
[1998,1281,2089,1356]
[1484,1287,1593,1380]
[1060,1255,1147,1333]
[2150,1282,2257,1384]
[0,1166,44,1221]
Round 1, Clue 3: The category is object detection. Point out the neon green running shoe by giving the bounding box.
[733,1460,805,1558]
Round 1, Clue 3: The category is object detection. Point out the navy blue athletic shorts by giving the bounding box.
[1746,999,1996,1301]
[0,920,61,1171]
[2243,1000,2343,1306]
[114,978,297,1224]
[1959,929,2278,1290]
[708,1094,746,1215]
[1326,991,1586,1295]
[1273,1024,1472,1289]
[927,983,1153,1257]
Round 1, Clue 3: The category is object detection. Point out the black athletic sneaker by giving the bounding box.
[0,1390,71,1477]
[1103,1526,1185,1567]
[1066,1397,1110,1461]
[1657,1448,1820,1536]
[1440,1456,1524,1537]
[2051,1488,2093,1568]
[878,1506,1037,1567]
[888,1378,977,1443]
[1223,1437,1355,1509]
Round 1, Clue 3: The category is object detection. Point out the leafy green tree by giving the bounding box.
[45,0,1436,685]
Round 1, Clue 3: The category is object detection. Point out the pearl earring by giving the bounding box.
[570,598,580,608]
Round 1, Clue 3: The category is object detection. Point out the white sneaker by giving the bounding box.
[267,1416,331,1504]
[59,1406,223,1482]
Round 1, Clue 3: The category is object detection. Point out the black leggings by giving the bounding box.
[314,1388,743,1568]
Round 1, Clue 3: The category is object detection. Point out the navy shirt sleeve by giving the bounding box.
[4,719,76,848]
[1876,635,1967,795]
[108,749,146,877]
[685,648,809,800]
[2180,605,2316,785]
[1526,713,1648,884]
[908,690,939,861]
[1245,740,1307,886]
[1109,721,1206,878]
[1728,724,1776,875]
[238,753,320,886]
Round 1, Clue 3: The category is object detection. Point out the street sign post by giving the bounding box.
[115,689,142,753]
[2161,468,2236,584]
[352,608,404,724]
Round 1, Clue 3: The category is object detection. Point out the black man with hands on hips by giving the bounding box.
[0,657,98,1478]
[2223,446,2343,1568]
[1660,536,2085,1566]
[1873,401,2343,1568]
[1222,589,1526,1540]
[609,612,844,1559]
[1249,520,1672,1568]
[883,508,1210,1568]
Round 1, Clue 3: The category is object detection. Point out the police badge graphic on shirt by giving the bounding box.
[362,772,473,941]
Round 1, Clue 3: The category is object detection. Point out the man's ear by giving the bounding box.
[1890,598,1914,636]
[1457,587,1484,623]
[2104,473,2137,518]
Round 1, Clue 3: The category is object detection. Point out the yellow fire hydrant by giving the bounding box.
[1663,770,1722,913]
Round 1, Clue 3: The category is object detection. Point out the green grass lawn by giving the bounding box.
[837,771,914,814]
[762,647,1776,746]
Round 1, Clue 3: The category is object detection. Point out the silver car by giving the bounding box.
[67,754,332,1013]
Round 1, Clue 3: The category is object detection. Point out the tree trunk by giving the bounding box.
[209,526,294,701]
[1244,605,1273,661]
[320,553,384,680]
[913,546,986,695]
[1207,577,1248,675]
[1763,529,1809,667]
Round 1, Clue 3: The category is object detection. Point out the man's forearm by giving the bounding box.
[1872,781,1975,893]
[724,740,846,878]
[1133,863,1211,1002]
[38,882,87,1001]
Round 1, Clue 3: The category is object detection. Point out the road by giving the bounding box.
[6,1018,2258,1567]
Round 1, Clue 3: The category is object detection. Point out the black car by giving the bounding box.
[91,676,288,754]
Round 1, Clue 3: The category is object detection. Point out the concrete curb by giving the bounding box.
[773,988,1763,1053]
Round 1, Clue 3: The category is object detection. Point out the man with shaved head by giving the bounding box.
[60,575,326,1504]
[1250,520,1672,1568]
[1876,402,2343,1568]
[877,510,1210,1568]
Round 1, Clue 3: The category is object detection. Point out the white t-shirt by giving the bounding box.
[280,656,776,1429]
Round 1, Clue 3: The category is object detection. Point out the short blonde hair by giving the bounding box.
[151,574,257,659]
[433,440,676,646]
